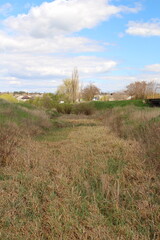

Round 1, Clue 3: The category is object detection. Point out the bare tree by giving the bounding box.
[126,81,147,99]
[71,67,79,103]
[145,81,158,97]
[82,83,100,101]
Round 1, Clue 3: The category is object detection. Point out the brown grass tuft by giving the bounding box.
[0,122,22,166]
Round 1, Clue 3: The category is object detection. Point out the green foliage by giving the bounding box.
[55,102,95,115]
[0,94,18,103]
[47,109,60,118]
[56,103,73,114]
[29,94,55,109]
[29,93,72,110]
[17,102,36,109]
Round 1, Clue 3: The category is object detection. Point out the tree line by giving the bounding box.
[29,68,159,109]
[57,68,159,102]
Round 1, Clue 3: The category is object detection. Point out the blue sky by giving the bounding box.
[0,0,160,92]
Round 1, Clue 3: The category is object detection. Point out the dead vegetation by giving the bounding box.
[0,103,160,239]
[103,106,160,171]
[0,122,23,167]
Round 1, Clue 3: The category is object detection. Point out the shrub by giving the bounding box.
[73,103,95,115]
[29,94,55,109]
[0,94,18,103]
[47,109,60,118]
[56,103,73,114]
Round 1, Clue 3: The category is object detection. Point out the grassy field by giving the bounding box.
[90,99,149,110]
[0,99,160,239]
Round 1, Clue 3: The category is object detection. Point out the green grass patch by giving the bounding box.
[0,100,36,124]
[0,99,47,125]
[90,99,148,110]
[35,127,71,142]
[17,102,36,109]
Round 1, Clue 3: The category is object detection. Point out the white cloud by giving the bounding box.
[9,80,21,85]
[0,3,12,16]
[0,31,103,53]
[98,73,160,92]
[119,3,142,14]
[145,64,160,72]
[0,51,117,91]
[0,53,117,79]
[4,0,140,38]
[126,20,160,36]
[0,0,141,92]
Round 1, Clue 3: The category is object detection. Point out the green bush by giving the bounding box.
[47,109,60,118]
[56,103,73,114]
[0,94,18,103]
[73,103,95,115]
[29,94,55,109]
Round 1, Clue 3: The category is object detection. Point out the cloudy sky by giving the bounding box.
[0,0,160,92]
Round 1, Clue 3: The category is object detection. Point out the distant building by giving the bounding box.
[93,92,131,101]
[16,95,32,101]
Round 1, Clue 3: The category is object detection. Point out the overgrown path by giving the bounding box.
[1,116,159,239]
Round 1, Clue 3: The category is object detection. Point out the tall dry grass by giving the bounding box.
[0,121,160,239]
[0,104,52,166]
[103,106,160,171]
[0,122,22,167]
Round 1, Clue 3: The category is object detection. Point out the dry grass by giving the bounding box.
[19,107,52,130]
[0,117,160,239]
[0,122,23,167]
[131,107,160,121]
[103,106,160,171]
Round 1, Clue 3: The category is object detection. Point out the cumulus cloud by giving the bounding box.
[4,0,140,38]
[145,64,160,72]
[126,20,160,36]
[0,0,141,91]
[0,53,117,91]
[0,31,103,54]
[0,53,117,79]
